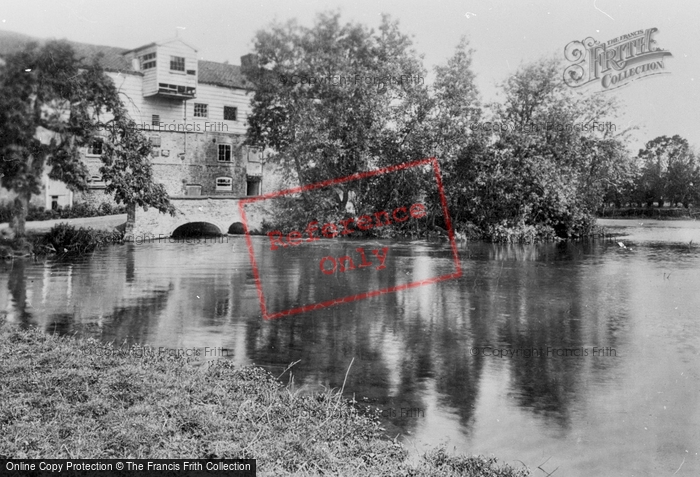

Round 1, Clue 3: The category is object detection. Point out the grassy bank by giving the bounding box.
[0,322,529,476]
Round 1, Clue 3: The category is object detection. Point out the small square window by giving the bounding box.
[149,135,161,147]
[216,177,232,192]
[170,56,185,71]
[87,140,102,156]
[224,106,237,121]
[218,144,231,162]
[152,114,160,126]
[194,103,208,118]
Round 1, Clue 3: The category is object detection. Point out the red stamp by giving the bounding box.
[239,157,462,320]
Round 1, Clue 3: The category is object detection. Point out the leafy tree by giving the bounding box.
[98,108,175,233]
[603,157,639,207]
[667,148,700,208]
[242,12,430,224]
[635,135,699,207]
[0,40,105,236]
[421,37,482,228]
[242,15,639,241]
[0,40,173,237]
[449,57,635,239]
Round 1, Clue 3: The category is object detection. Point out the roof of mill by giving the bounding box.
[0,30,251,89]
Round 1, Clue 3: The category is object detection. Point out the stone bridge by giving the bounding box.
[130,196,266,238]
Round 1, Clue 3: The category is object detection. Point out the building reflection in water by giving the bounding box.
[2,229,698,476]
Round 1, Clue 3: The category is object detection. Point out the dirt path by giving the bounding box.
[0,214,127,234]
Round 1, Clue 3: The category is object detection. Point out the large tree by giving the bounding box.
[0,40,173,237]
[242,12,430,224]
[667,147,700,208]
[635,135,700,207]
[447,57,636,239]
[420,37,482,228]
[98,107,175,234]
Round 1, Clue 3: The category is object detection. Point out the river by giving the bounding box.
[1,218,699,476]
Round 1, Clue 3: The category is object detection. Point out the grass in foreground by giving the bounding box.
[0,323,530,477]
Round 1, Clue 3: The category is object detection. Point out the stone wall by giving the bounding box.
[75,189,119,209]
[130,197,268,238]
[147,130,247,196]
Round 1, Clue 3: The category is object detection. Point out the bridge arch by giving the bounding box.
[131,197,266,239]
[172,222,224,237]
[227,222,246,234]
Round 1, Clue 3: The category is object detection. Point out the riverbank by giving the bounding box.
[0,215,127,258]
[0,321,529,476]
[597,207,700,219]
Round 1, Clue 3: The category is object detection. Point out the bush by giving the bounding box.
[66,202,95,219]
[37,223,124,257]
[98,202,114,216]
[30,205,61,221]
[259,194,362,237]
[485,221,559,243]
[0,203,14,223]
[259,193,429,240]
[0,202,127,224]
[0,237,33,258]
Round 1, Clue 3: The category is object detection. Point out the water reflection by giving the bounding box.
[7,259,33,325]
[1,219,699,476]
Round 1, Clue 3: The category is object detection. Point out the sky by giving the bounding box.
[2,0,699,153]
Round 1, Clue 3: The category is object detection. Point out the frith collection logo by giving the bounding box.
[563,28,672,92]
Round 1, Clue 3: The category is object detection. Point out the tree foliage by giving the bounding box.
[0,41,108,235]
[98,108,175,231]
[0,40,173,236]
[421,38,482,228]
[243,13,660,241]
[431,57,635,240]
[634,135,700,207]
[242,12,431,226]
